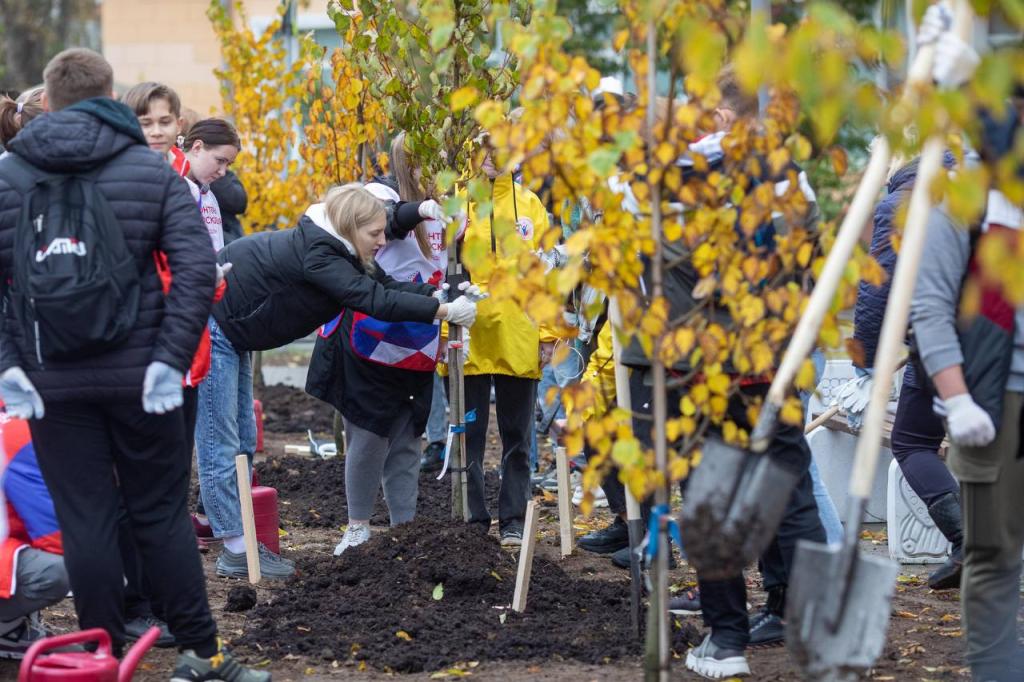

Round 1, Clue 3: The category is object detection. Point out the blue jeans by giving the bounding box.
[196,318,257,539]
[425,372,448,445]
[805,349,843,545]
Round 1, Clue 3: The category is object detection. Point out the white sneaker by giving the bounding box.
[572,484,608,508]
[333,523,371,556]
[685,634,750,679]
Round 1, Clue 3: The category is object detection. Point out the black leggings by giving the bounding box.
[890,380,956,507]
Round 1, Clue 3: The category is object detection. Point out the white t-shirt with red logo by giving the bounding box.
[184,176,225,253]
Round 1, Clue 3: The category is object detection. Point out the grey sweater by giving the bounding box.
[911,204,1024,392]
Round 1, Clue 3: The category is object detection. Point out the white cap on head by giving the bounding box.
[593,76,624,98]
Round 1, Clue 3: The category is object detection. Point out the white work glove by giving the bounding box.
[142,361,184,415]
[444,297,477,328]
[455,280,488,303]
[932,31,980,88]
[917,1,953,47]
[215,262,232,288]
[0,367,44,419]
[935,393,996,447]
[418,200,451,225]
[433,281,488,304]
[833,372,898,431]
[917,0,979,88]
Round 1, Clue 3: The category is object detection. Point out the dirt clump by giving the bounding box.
[239,518,696,672]
[225,586,257,612]
[256,384,335,434]
[255,454,500,530]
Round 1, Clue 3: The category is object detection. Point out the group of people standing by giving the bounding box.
[0,13,1017,682]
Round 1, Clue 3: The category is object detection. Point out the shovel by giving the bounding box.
[788,5,974,676]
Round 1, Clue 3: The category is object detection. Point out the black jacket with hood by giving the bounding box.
[0,98,216,402]
[212,209,438,353]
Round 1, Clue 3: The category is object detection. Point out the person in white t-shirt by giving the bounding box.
[182,119,240,253]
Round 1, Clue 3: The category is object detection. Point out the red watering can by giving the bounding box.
[18,626,161,682]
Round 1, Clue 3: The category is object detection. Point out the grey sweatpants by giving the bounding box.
[343,410,420,525]
[0,548,69,624]
[952,391,1024,681]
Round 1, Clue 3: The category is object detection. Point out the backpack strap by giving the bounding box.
[0,154,53,194]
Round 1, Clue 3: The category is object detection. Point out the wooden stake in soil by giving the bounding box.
[235,454,261,584]
[512,500,541,613]
[555,447,574,557]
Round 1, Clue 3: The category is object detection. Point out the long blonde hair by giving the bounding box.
[390,132,433,259]
[324,183,386,270]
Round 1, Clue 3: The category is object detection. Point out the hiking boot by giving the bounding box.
[578,517,629,554]
[668,587,702,615]
[500,520,524,547]
[171,639,271,682]
[420,441,445,473]
[685,634,750,679]
[748,610,784,647]
[333,523,371,557]
[217,543,295,580]
[0,615,48,660]
[125,614,175,648]
[927,492,963,590]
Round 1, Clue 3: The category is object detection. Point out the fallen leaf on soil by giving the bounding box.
[490,570,502,581]
[433,583,445,600]
[897,574,925,585]
[499,612,507,624]
[430,670,471,678]
[396,630,413,641]
[894,610,919,619]
[938,613,959,623]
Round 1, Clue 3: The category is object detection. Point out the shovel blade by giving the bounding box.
[679,438,800,579]
[786,540,899,680]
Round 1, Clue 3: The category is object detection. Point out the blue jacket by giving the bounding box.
[853,154,955,387]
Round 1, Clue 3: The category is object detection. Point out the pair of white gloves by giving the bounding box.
[0,262,237,419]
[835,372,995,448]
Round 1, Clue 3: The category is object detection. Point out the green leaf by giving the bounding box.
[432,583,444,601]
[587,147,620,177]
[430,22,455,51]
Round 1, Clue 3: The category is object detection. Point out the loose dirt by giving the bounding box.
[256,384,336,434]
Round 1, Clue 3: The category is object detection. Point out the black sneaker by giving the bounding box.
[420,441,445,472]
[668,587,702,615]
[125,614,175,648]
[611,543,676,570]
[685,633,750,678]
[500,520,524,547]
[171,639,271,681]
[927,546,962,590]
[578,517,629,555]
[748,610,784,648]
[0,615,48,660]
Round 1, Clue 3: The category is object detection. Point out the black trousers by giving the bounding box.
[584,443,628,516]
[122,386,199,622]
[890,381,956,507]
[29,399,217,654]
[629,369,824,650]
[463,374,535,528]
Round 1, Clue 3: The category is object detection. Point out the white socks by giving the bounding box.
[223,536,246,554]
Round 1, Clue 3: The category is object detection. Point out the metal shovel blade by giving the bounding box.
[679,437,800,579]
[786,539,899,681]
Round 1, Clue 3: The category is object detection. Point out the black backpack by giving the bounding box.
[0,154,140,363]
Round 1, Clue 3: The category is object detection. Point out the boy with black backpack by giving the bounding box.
[0,48,269,681]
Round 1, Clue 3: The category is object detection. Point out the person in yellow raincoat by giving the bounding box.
[453,154,558,546]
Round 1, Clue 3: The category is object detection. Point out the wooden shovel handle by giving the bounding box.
[804,404,840,434]
[766,1,970,409]
[850,1,974,498]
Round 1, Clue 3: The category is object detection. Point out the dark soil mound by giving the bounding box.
[256,384,335,434]
[239,519,700,672]
[256,455,500,529]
